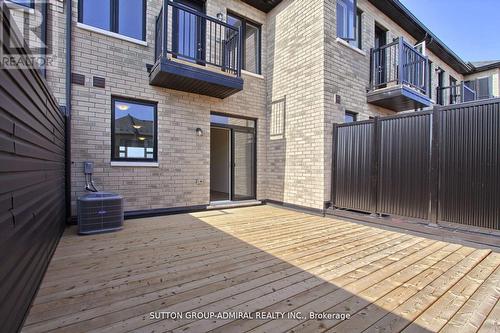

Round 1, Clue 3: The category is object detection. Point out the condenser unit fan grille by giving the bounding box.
[77,192,124,235]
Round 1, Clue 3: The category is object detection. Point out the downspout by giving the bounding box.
[65,0,72,223]
[40,0,47,77]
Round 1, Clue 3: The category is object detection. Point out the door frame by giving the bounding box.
[374,23,387,87]
[210,126,231,202]
[210,113,257,202]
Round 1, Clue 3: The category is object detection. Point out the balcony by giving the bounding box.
[367,38,431,111]
[437,82,477,106]
[149,0,244,99]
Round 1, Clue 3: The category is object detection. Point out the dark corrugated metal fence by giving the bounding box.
[332,99,500,230]
[438,100,500,229]
[378,113,431,219]
[0,8,66,333]
[333,122,375,212]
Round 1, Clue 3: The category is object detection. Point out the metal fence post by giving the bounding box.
[398,37,404,84]
[369,48,374,90]
[331,123,338,210]
[162,0,168,58]
[425,57,430,96]
[371,117,380,215]
[429,106,441,225]
[237,25,242,77]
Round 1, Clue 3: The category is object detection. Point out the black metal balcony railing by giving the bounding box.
[370,37,429,95]
[155,0,242,76]
[437,83,477,106]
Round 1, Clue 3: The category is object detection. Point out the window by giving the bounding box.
[348,9,362,49]
[476,77,493,99]
[8,0,33,8]
[270,98,286,138]
[337,0,357,40]
[111,97,157,162]
[78,0,146,41]
[227,13,262,74]
[345,111,357,123]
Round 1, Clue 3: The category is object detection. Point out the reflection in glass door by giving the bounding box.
[232,130,255,201]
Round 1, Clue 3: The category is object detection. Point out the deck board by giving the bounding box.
[22,205,500,333]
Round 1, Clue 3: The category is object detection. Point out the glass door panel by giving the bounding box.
[232,130,255,201]
[172,0,205,63]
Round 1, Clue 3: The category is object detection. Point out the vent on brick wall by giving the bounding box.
[71,73,85,85]
[93,76,105,88]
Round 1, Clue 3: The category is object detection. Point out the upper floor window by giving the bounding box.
[8,0,33,8]
[345,111,357,123]
[78,0,146,41]
[227,12,262,74]
[466,76,493,100]
[348,9,362,49]
[337,0,357,41]
[111,97,157,162]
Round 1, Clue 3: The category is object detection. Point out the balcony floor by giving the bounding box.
[367,84,432,111]
[22,205,500,333]
[149,57,243,99]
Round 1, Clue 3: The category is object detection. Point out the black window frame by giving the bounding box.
[345,111,357,123]
[227,11,262,75]
[111,96,158,162]
[78,0,147,41]
[336,0,357,41]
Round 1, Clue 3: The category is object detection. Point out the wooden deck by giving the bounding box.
[22,205,500,333]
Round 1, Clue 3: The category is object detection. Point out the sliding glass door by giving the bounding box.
[210,114,256,202]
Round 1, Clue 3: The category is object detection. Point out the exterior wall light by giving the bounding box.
[216,12,224,21]
[196,128,203,136]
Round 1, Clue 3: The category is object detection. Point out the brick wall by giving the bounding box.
[265,0,327,209]
[63,0,267,214]
[42,0,482,214]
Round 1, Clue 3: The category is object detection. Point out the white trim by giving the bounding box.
[5,0,35,14]
[241,70,265,79]
[76,22,148,46]
[336,37,366,56]
[111,161,159,167]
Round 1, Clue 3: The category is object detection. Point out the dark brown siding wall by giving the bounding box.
[0,10,66,333]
